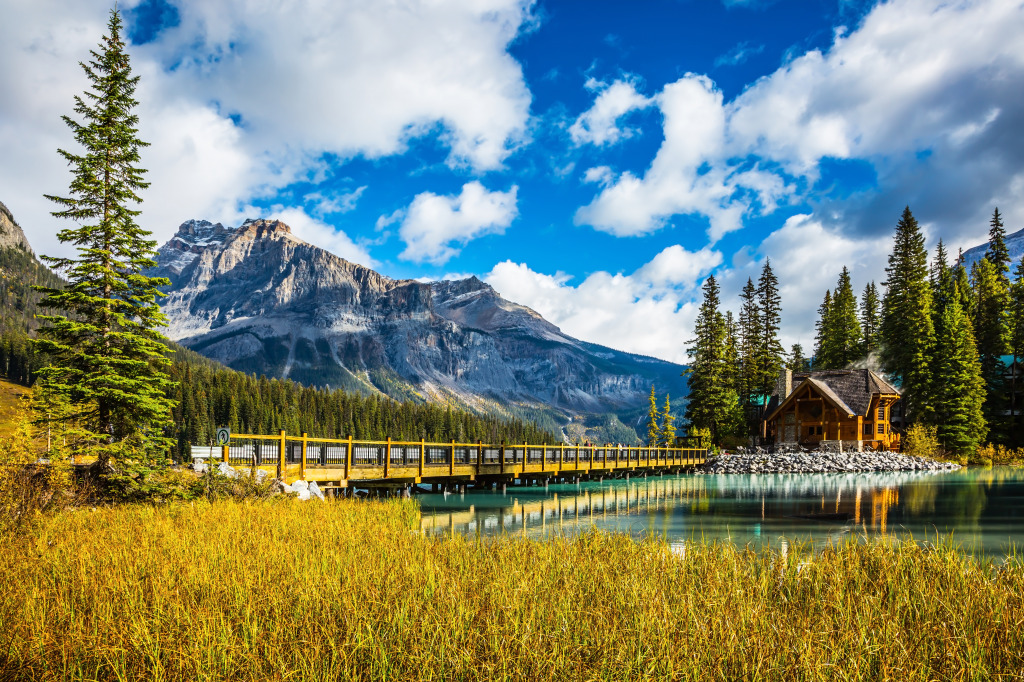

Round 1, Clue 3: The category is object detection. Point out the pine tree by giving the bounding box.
[986,207,1010,279]
[738,277,760,405]
[646,385,661,446]
[34,9,177,475]
[660,394,676,446]
[827,267,862,368]
[754,260,784,400]
[814,289,832,368]
[971,257,1009,434]
[932,271,987,455]
[880,206,935,424]
[684,274,738,444]
[860,281,881,359]
[788,343,807,373]
[1009,257,1024,445]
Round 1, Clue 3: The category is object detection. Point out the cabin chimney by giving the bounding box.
[776,368,793,399]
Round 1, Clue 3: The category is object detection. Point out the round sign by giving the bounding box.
[215,427,231,445]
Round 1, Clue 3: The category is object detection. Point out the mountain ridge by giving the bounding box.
[153,218,689,443]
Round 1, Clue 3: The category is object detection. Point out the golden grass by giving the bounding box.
[0,377,32,439]
[1,499,1022,681]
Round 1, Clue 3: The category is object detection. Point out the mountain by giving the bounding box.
[0,201,35,254]
[153,218,689,443]
[960,226,1024,271]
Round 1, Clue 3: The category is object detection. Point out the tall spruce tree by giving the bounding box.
[685,274,741,444]
[754,260,784,400]
[860,281,881,358]
[1010,257,1024,445]
[814,289,832,367]
[646,385,661,446]
[827,267,862,368]
[34,9,176,473]
[880,206,935,424]
[931,270,987,455]
[660,395,676,446]
[788,343,807,373]
[738,277,760,406]
[971,257,1009,435]
[986,207,1010,278]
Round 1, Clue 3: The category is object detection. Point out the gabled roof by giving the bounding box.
[764,369,900,423]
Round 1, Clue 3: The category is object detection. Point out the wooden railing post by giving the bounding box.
[419,438,425,479]
[221,444,229,464]
[541,444,547,473]
[450,440,455,477]
[278,429,286,480]
[616,444,620,469]
[345,434,353,481]
[500,441,505,475]
[477,440,483,475]
[385,437,391,479]
[301,432,308,480]
[559,443,564,472]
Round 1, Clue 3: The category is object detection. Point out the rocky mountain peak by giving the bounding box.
[156,218,237,275]
[0,201,34,254]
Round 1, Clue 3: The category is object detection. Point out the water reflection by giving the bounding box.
[417,467,1024,557]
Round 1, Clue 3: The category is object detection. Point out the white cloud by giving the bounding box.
[714,41,765,68]
[485,244,721,363]
[575,0,1024,248]
[398,182,519,265]
[306,186,367,216]
[569,78,652,146]
[1,0,536,259]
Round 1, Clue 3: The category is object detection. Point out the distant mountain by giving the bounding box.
[152,218,689,443]
[0,201,35,254]
[960,226,1024,271]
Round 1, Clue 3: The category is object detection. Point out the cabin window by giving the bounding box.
[863,423,873,436]
[877,405,886,420]
[878,422,886,434]
[807,426,814,436]
[816,426,823,435]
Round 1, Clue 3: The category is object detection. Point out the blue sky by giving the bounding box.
[2,0,1022,363]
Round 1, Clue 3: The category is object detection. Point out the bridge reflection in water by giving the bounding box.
[418,469,987,551]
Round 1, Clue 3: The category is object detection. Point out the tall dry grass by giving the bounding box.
[0,499,1021,681]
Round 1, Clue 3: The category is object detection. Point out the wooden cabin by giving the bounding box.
[762,369,901,451]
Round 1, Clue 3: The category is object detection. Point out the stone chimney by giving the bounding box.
[775,368,793,399]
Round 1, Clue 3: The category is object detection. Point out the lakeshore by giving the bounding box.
[1,498,1021,681]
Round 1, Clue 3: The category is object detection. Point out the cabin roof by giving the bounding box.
[764,368,900,423]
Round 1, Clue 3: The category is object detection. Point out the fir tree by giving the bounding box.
[986,207,1010,279]
[646,385,661,446]
[738,277,760,406]
[1010,257,1024,445]
[880,206,935,424]
[932,271,987,455]
[860,281,881,358]
[814,289,832,367]
[971,257,1009,433]
[788,343,807,373]
[34,10,176,475]
[684,274,737,444]
[827,267,862,368]
[660,395,676,446]
[754,260,784,400]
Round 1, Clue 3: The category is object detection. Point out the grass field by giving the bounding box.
[0,377,31,439]
[0,498,1021,681]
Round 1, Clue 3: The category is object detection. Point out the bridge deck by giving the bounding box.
[217,431,708,486]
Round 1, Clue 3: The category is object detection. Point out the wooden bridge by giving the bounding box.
[217,431,709,490]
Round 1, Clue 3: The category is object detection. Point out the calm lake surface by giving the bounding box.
[418,467,1024,557]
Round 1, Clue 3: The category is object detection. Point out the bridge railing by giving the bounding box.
[217,430,707,481]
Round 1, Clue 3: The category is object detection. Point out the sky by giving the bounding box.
[2,0,1023,365]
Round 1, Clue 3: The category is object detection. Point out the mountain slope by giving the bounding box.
[960,226,1024,270]
[153,218,689,443]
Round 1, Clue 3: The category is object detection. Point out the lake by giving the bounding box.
[418,466,1024,557]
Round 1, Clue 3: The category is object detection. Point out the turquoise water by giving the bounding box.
[418,467,1024,557]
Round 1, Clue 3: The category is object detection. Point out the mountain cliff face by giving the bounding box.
[0,201,35,253]
[153,218,689,443]
[961,226,1024,271]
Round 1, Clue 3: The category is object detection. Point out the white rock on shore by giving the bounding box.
[696,450,959,475]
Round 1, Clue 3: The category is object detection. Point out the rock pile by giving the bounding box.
[191,460,325,500]
[697,450,959,475]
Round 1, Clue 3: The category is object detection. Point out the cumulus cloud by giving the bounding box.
[575,0,1024,249]
[485,244,721,363]
[397,182,519,265]
[1,0,536,259]
[569,78,653,146]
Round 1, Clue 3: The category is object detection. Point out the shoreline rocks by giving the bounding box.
[696,449,959,475]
